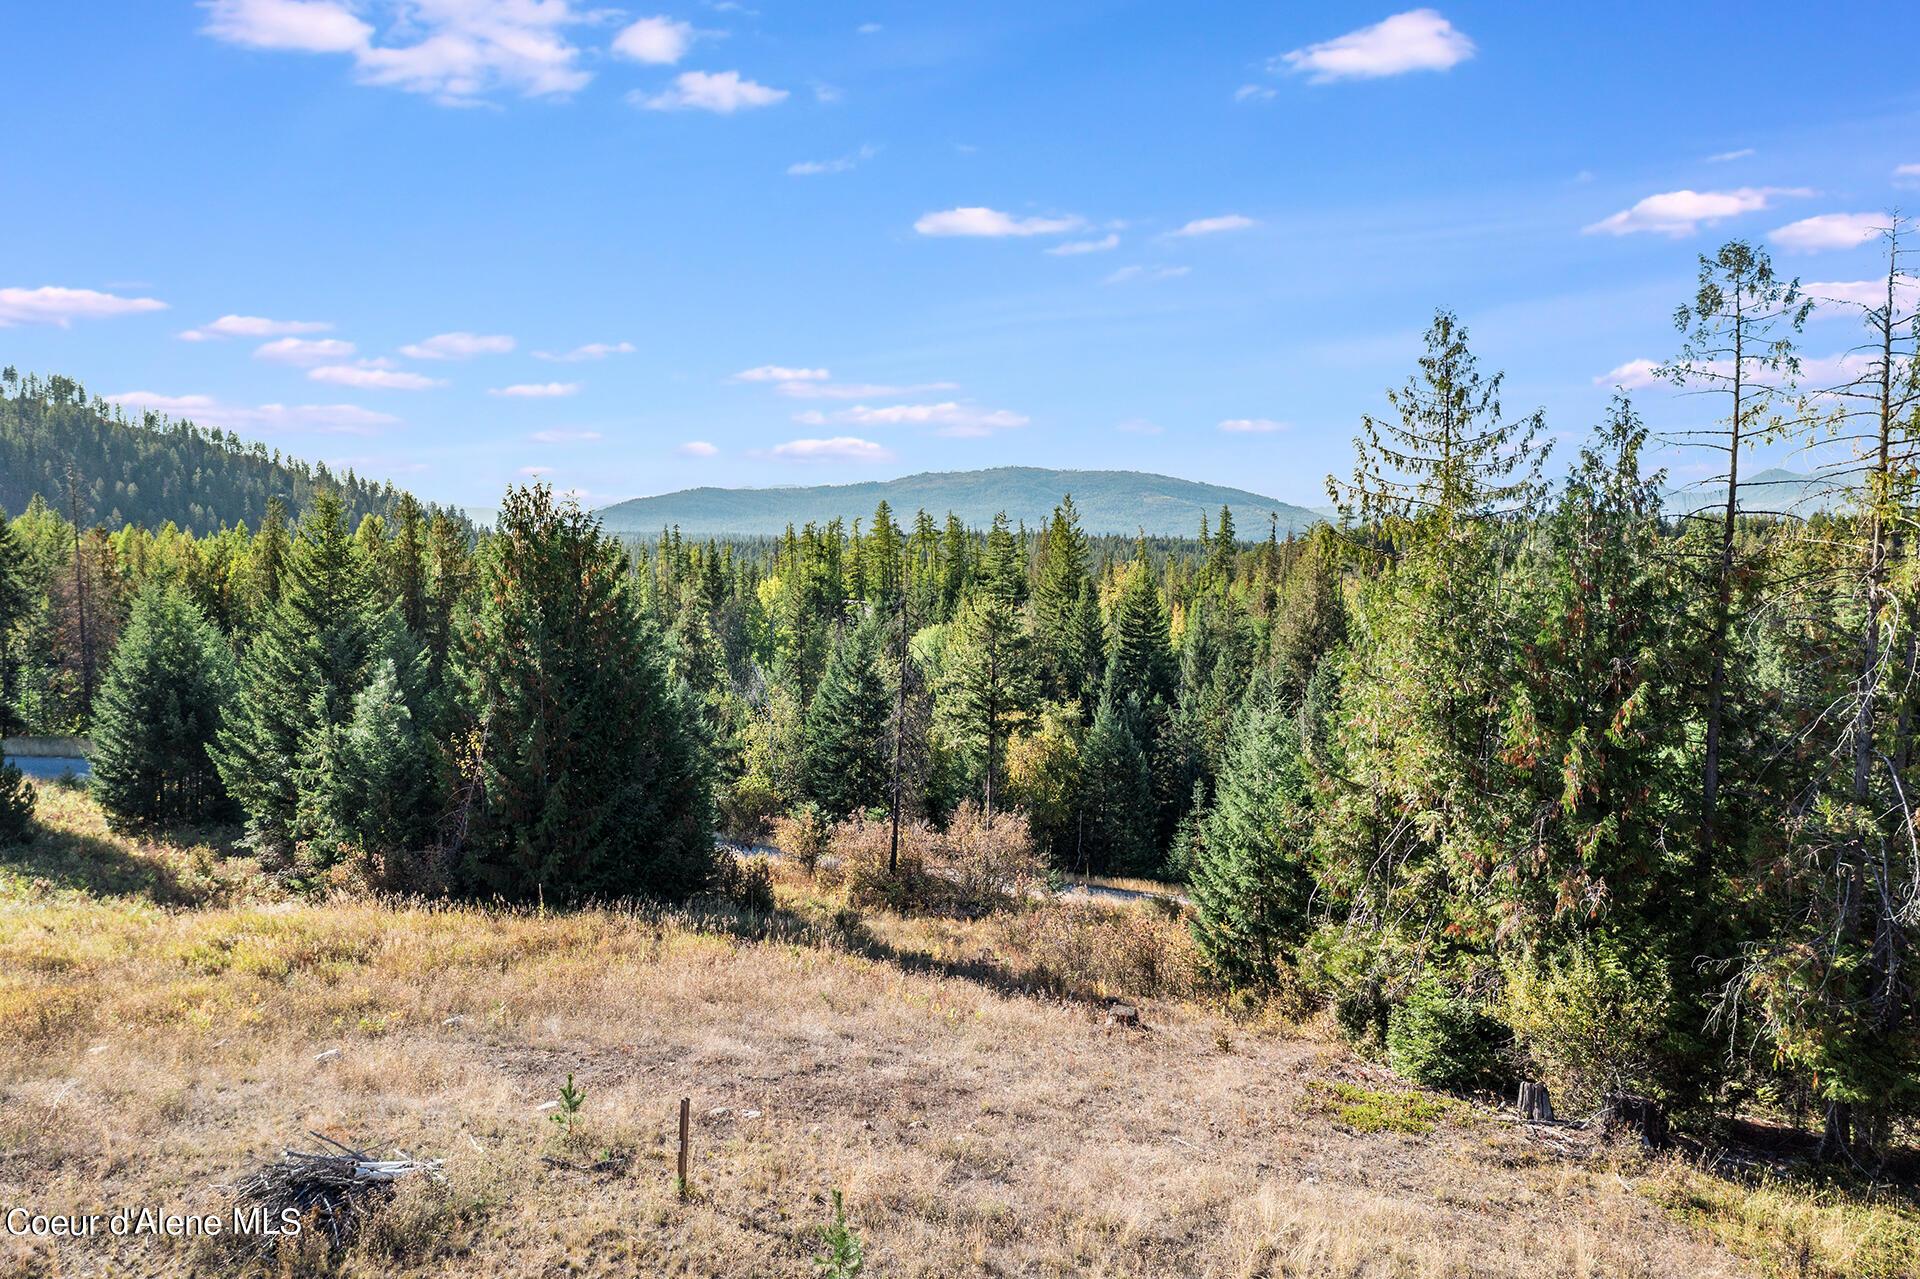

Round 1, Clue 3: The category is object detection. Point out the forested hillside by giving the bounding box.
[1,223,1915,1172]
[0,368,414,534]
[595,466,1323,537]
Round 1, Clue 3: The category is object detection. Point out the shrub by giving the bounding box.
[830,814,942,912]
[998,901,1207,1002]
[1386,980,1509,1091]
[772,804,832,876]
[1500,940,1671,1108]
[1333,980,1390,1055]
[0,762,34,844]
[942,800,1042,912]
[710,852,776,915]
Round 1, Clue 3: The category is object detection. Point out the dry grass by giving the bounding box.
[0,791,1910,1277]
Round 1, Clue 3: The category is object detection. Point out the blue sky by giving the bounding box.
[3,2,1916,513]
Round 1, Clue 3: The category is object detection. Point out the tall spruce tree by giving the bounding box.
[938,591,1036,823]
[91,583,237,827]
[802,609,894,819]
[458,485,713,902]
[299,653,439,867]
[1076,696,1157,874]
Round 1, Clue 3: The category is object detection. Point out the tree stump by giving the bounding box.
[1517,1080,1555,1122]
[1600,1092,1668,1148]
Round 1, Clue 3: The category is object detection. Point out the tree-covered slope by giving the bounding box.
[0,370,414,532]
[595,466,1322,537]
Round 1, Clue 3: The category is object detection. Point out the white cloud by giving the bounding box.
[735,365,829,382]
[1706,148,1755,163]
[914,207,1083,238]
[856,23,880,34]
[776,380,957,400]
[1803,277,1920,308]
[1168,214,1255,238]
[831,402,1028,438]
[108,389,398,435]
[1583,186,1811,237]
[1218,418,1289,434]
[308,365,446,390]
[768,436,894,463]
[254,336,355,364]
[489,381,580,397]
[1278,9,1474,82]
[1234,84,1275,102]
[1771,212,1883,253]
[400,331,515,359]
[1105,265,1190,284]
[787,144,879,176]
[534,341,635,362]
[201,0,594,103]
[0,285,167,327]
[179,313,332,341]
[1046,233,1120,256]
[612,16,692,65]
[1895,164,1920,187]
[1594,358,1662,389]
[635,70,787,113]
[677,440,718,457]
[531,428,601,442]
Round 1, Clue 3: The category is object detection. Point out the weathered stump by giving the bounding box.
[1601,1092,1668,1148]
[1517,1080,1555,1122]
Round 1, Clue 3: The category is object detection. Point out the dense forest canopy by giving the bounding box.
[1,219,1916,1167]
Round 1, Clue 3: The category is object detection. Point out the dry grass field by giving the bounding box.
[2,785,1916,1278]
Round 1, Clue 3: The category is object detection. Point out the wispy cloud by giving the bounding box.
[254,336,354,365]
[1897,164,1920,188]
[108,389,398,434]
[828,402,1028,437]
[788,144,879,176]
[308,364,445,390]
[611,16,693,65]
[1277,9,1474,83]
[1234,84,1275,102]
[767,436,894,463]
[677,440,718,457]
[531,428,602,442]
[1218,418,1289,433]
[776,380,958,401]
[1594,358,1662,389]
[179,314,331,341]
[734,365,830,382]
[534,341,635,362]
[401,331,514,359]
[200,0,594,104]
[1105,265,1190,284]
[1706,148,1755,163]
[0,285,166,327]
[1583,187,1811,237]
[1167,214,1255,238]
[1047,233,1120,256]
[489,382,581,398]
[914,207,1083,237]
[1802,277,1920,308]
[1771,212,1883,252]
[634,70,787,112]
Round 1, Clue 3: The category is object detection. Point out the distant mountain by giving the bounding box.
[594,467,1323,538]
[1660,468,1845,517]
[1,371,425,533]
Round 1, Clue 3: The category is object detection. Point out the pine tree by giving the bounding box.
[937,592,1036,823]
[300,653,438,866]
[1032,497,1099,710]
[0,503,30,733]
[1075,696,1156,874]
[1101,549,1175,711]
[1190,681,1315,985]
[91,583,238,827]
[214,493,381,862]
[802,610,894,819]
[459,485,713,902]
[0,761,33,844]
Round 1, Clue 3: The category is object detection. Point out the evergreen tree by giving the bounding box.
[1075,696,1156,874]
[1101,549,1176,711]
[214,493,381,862]
[90,583,237,827]
[937,591,1036,822]
[0,504,30,733]
[0,761,33,844]
[1190,681,1315,985]
[802,609,894,818]
[458,485,713,902]
[1032,497,1099,710]
[300,654,438,866]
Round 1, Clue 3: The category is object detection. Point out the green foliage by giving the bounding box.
[299,651,440,874]
[1303,1081,1458,1135]
[458,485,714,903]
[1190,681,1314,985]
[1500,940,1672,1108]
[0,762,35,844]
[710,853,776,914]
[1075,697,1156,875]
[936,592,1036,820]
[549,1073,585,1139]
[88,583,238,827]
[812,1189,865,1279]
[802,611,893,819]
[1385,981,1509,1092]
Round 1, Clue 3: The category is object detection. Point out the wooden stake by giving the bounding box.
[677,1097,690,1198]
